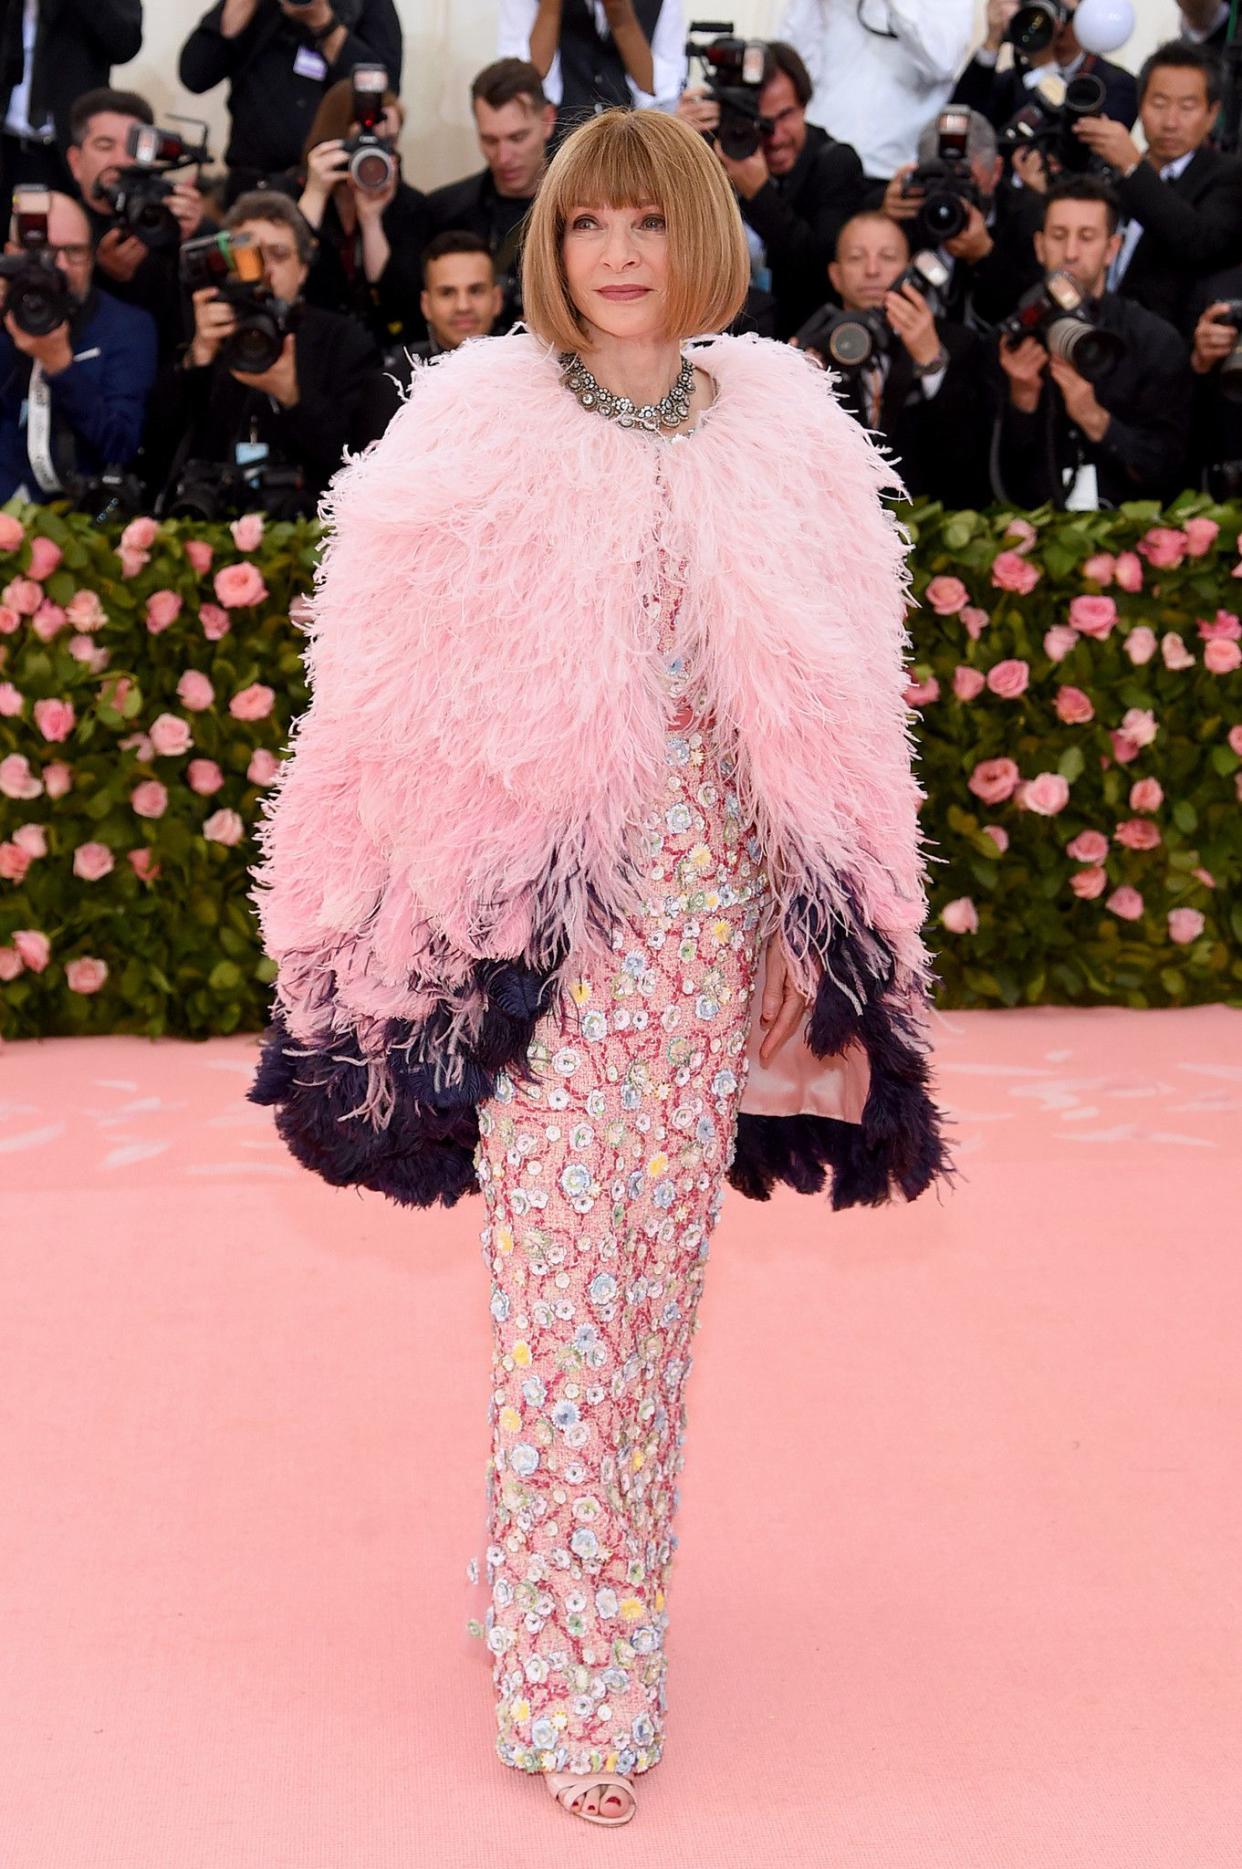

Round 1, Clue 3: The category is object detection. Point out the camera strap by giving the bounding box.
[26,361,63,495]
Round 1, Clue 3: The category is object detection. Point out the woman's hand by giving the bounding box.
[758,932,812,1067]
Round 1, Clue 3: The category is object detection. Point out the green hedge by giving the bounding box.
[1,492,1239,1038]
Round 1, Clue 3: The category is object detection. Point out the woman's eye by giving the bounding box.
[642,215,666,229]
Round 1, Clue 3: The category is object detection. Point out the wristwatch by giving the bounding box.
[913,344,949,378]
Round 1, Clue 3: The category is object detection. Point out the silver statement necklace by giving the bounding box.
[559,349,695,432]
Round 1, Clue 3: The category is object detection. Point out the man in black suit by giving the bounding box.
[953,0,1137,134]
[676,40,866,340]
[0,0,142,203]
[794,210,991,508]
[1073,39,1242,338]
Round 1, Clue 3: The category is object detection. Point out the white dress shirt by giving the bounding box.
[1108,148,1197,291]
[496,0,688,113]
[777,0,975,181]
[3,0,54,141]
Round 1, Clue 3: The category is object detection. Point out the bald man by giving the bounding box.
[0,189,156,503]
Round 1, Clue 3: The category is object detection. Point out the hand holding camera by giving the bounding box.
[999,333,1048,411]
[882,281,942,368]
[983,0,1020,52]
[1071,114,1141,174]
[181,229,302,391]
[1192,301,1242,397]
[0,188,75,373]
[675,86,720,136]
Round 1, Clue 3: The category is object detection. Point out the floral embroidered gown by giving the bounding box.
[465,445,775,1781]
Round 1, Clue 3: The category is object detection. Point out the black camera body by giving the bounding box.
[342,63,397,194]
[0,189,74,336]
[1000,72,1107,179]
[999,268,1126,380]
[902,107,982,244]
[100,119,210,251]
[1208,300,1242,402]
[162,457,307,522]
[180,230,303,375]
[797,251,951,370]
[684,21,772,161]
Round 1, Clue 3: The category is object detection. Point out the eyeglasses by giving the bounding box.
[252,241,295,264]
[48,243,92,264]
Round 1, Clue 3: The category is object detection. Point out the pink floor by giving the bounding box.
[2,1005,1239,1867]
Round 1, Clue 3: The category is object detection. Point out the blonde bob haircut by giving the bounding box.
[521,107,752,352]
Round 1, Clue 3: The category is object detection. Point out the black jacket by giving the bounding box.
[952,49,1138,131]
[740,122,867,340]
[297,179,430,344]
[424,167,536,326]
[1113,145,1242,337]
[1185,262,1242,493]
[0,0,142,152]
[991,290,1192,507]
[939,181,1045,332]
[179,0,403,180]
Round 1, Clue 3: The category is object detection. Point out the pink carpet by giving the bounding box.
[2,1005,1239,1866]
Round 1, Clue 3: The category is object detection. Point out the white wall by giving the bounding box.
[119,1,1185,194]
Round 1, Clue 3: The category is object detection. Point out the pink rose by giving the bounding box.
[1129,777,1163,812]
[184,539,214,575]
[961,606,990,640]
[202,807,245,846]
[968,756,1021,804]
[121,516,159,554]
[42,760,71,799]
[1183,517,1220,557]
[1067,829,1109,863]
[247,747,279,785]
[990,549,1041,594]
[925,575,969,616]
[68,635,109,672]
[0,945,23,979]
[145,590,182,634]
[149,712,193,758]
[188,758,224,796]
[1191,866,1216,889]
[31,600,66,642]
[1205,638,1242,674]
[12,823,45,857]
[1005,516,1038,553]
[1120,706,1158,747]
[65,956,109,994]
[1110,732,1140,764]
[941,896,978,934]
[119,731,154,761]
[982,823,1008,852]
[1082,552,1115,585]
[1071,865,1107,899]
[1044,624,1078,662]
[229,681,275,721]
[27,536,62,580]
[986,657,1030,699]
[73,841,115,881]
[1139,526,1187,569]
[1199,609,1241,640]
[177,670,215,711]
[128,847,160,883]
[0,680,21,715]
[13,928,50,971]
[1106,886,1144,922]
[4,576,42,614]
[119,548,148,579]
[199,602,231,640]
[1228,724,1242,756]
[131,779,168,819]
[904,675,940,707]
[1055,685,1094,724]
[33,697,74,742]
[65,589,107,632]
[1168,907,1205,945]
[1161,632,1195,670]
[230,512,265,553]
[1114,552,1144,592]
[0,842,30,882]
[1018,771,1070,816]
[1068,594,1116,639]
[1114,818,1162,850]
[953,665,985,700]
[0,513,25,551]
[1124,625,1157,665]
[0,752,42,798]
[213,563,268,609]
[0,604,19,634]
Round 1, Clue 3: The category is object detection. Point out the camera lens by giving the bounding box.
[1046,316,1124,381]
[922,190,968,241]
[1008,2,1060,57]
[827,317,876,368]
[350,145,395,193]
[11,278,65,338]
[226,314,283,374]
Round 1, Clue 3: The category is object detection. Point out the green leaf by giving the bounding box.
[1172,800,1198,834]
[1057,744,1085,783]
[208,960,242,992]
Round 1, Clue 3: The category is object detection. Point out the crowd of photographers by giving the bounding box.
[3,0,1242,523]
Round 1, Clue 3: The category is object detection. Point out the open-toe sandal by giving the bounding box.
[545,1769,637,1825]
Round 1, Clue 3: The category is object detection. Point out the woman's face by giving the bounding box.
[561,199,670,344]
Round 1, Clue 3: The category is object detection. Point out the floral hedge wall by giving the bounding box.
[1,493,1239,1039]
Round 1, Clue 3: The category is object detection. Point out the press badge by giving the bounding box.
[235,439,269,468]
[293,45,328,80]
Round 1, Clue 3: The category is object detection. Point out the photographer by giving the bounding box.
[993,173,1192,507]
[149,189,378,516]
[67,88,215,363]
[953,0,1137,133]
[0,0,142,205]
[1074,41,1242,340]
[0,189,156,503]
[496,0,687,135]
[676,40,865,340]
[178,0,402,202]
[794,210,990,506]
[1186,267,1242,495]
[296,72,429,347]
[883,106,1044,330]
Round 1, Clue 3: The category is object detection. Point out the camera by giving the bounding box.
[796,251,951,369]
[684,22,771,161]
[161,457,307,522]
[1000,72,1107,178]
[1006,1,1070,58]
[902,107,982,243]
[341,64,397,194]
[180,229,302,374]
[1206,300,1242,402]
[999,268,1125,380]
[99,117,210,251]
[0,188,74,337]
